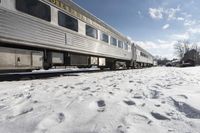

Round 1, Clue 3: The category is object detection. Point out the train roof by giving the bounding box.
[45,0,130,42]
[133,43,154,58]
[69,0,129,40]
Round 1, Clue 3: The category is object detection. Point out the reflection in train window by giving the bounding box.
[140,52,148,58]
[16,0,51,22]
[100,32,109,43]
[86,25,98,39]
[118,40,123,48]
[58,11,78,32]
[110,37,117,46]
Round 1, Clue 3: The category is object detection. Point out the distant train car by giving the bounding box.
[132,44,154,68]
[0,0,153,72]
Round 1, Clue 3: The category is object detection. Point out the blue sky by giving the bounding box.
[72,0,200,59]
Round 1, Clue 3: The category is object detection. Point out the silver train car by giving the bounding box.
[0,0,154,72]
[132,44,154,68]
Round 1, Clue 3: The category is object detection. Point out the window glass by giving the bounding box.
[118,40,123,48]
[16,0,51,22]
[140,52,148,58]
[86,25,98,39]
[100,32,109,43]
[110,37,117,46]
[58,11,78,32]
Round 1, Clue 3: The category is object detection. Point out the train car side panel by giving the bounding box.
[0,47,16,69]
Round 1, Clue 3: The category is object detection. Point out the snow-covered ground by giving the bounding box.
[0,67,200,133]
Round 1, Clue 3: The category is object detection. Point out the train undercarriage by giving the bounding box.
[0,43,137,73]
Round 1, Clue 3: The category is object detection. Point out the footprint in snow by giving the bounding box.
[14,93,24,98]
[149,90,162,99]
[136,81,143,84]
[117,125,126,133]
[29,88,34,91]
[177,94,188,99]
[75,82,84,86]
[133,93,143,99]
[82,87,91,91]
[124,113,151,125]
[36,112,67,132]
[0,105,6,109]
[155,104,161,107]
[113,84,117,88]
[64,85,69,89]
[151,112,170,120]
[109,92,114,95]
[123,100,135,106]
[57,113,65,123]
[155,83,162,87]
[97,100,106,112]
[102,75,113,79]
[70,86,75,89]
[152,85,159,89]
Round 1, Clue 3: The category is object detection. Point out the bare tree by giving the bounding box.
[174,40,190,59]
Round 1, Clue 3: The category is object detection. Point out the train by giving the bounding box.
[0,0,154,72]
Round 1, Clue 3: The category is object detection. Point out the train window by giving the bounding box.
[16,0,51,22]
[86,25,98,39]
[124,43,128,50]
[110,37,117,46]
[118,40,123,48]
[58,11,78,32]
[100,32,109,43]
[140,52,148,58]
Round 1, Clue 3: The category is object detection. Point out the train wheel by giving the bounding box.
[99,67,104,70]
[43,62,51,70]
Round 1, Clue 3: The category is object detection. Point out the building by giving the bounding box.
[181,49,200,66]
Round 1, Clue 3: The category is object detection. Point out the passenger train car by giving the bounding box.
[0,0,154,72]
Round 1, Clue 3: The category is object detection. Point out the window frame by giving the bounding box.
[110,36,117,46]
[85,25,98,39]
[118,40,123,49]
[100,31,109,43]
[58,11,78,32]
[15,0,51,22]
[140,52,148,58]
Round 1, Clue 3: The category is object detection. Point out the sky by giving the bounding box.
[72,0,200,59]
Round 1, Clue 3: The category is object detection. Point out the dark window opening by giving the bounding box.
[140,52,148,58]
[100,32,109,43]
[86,25,98,39]
[118,40,123,48]
[16,0,51,22]
[110,37,117,46]
[58,11,78,32]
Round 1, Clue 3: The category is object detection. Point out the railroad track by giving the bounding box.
[0,69,101,81]
[0,68,128,82]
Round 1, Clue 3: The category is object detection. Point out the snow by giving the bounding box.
[0,67,200,133]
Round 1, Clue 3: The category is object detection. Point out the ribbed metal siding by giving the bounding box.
[0,8,65,46]
[0,8,132,60]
